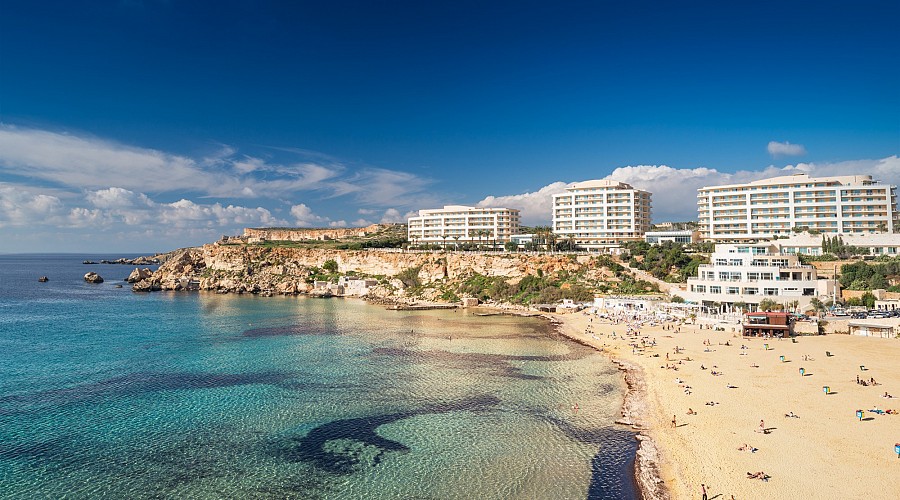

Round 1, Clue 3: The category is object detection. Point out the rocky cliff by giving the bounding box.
[243,224,396,243]
[133,244,622,302]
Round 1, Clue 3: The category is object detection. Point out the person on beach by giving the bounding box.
[673,415,677,428]
[701,483,708,500]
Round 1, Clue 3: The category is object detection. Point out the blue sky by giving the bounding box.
[1,0,898,252]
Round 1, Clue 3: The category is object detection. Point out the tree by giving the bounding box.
[758,298,778,312]
[860,291,876,309]
[322,259,338,273]
[504,241,518,252]
[809,297,824,315]
[532,226,551,251]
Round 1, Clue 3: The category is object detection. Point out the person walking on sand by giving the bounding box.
[701,483,708,500]
[673,415,677,428]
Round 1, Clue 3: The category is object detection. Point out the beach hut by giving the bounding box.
[742,312,794,338]
[847,322,896,339]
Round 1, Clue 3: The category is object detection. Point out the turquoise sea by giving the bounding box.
[0,254,637,499]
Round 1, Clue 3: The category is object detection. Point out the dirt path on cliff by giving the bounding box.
[619,261,675,294]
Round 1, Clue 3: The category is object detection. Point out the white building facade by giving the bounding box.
[678,243,838,312]
[407,205,520,246]
[697,174,897,242]
[777,233,900,258]
[644,230,700,245]
[552,180,652,249]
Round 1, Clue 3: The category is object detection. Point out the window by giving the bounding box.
[693,285,706,293]
[764,288,778,296]
[729,259,743,266]
[727,287,739,295]
[744,288,758,295]
[710,286,722,294]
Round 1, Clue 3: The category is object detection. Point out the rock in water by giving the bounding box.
[126,267,153,283]
[84,272,104,283]
[132,280,161,292]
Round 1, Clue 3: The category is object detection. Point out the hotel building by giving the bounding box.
[552,180,652,249]
[679,243,837,312]
[407,205,520,246]
[697,174,897,242]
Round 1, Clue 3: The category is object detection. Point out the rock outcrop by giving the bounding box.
[127,268,154,283]
[243,224,393,243]
[84,272,104,283]
[138,244,618,301]
[101,256,162,265]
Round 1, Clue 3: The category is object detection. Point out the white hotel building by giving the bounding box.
[679,243,837,312]
[407,205,520,246]
[552,180,652,249]
[697,174,897,242]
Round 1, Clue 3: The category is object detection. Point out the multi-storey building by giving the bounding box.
[407,205,520,247]
[552,180,652,249]
[679,243,838,312]
[697,174,897,242]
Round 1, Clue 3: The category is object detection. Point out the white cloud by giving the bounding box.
[2,182,285,234]
[290,203,328,227]
[329,168,437,207]
[767,140,807,157]
[0,125,430,204]
[779,156,900,186]
[86,187,153,209]
[380,208,404,223]
[0,185,65,227]
[477,181,569,225]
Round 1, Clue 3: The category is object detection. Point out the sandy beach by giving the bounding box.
[552,311,900,500]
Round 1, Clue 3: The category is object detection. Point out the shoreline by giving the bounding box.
[547,310,900,500]
[546,313,669,500]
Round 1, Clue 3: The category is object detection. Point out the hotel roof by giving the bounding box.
[699,173,884,191]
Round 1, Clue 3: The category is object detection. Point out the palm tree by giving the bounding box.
[546,231,558,252]
[532,226,551,252]
[452,235,460,250]
[440,234,449,250]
